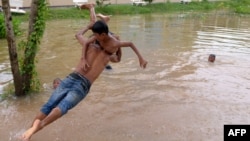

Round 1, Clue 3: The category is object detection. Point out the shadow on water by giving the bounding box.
[0,11,250,141]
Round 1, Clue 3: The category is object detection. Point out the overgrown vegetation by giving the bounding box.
[19,0,48,94]
[0,13,21,39]
[0,84,14,101]
[228,0,250,14]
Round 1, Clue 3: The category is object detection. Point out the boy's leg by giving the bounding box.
[27,112,47,128]
[96,13,111,24]
[80,4,112,26]
[20,88,67,140]
[80,4,96,24]
[20,119,41,141]
[20,107,62,141]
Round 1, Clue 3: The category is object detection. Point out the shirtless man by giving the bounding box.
[21,4,148,139]
[20,24,122,141]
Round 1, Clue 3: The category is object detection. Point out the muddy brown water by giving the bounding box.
[0,12,250,141]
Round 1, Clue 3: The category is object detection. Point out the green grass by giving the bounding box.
[48,1,248,16]
[48,1,228,18]
[0,13,22,39]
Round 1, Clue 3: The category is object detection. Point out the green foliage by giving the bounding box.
[18,0,48,93]
[0,14,22,39]
[0,14,5,38]
[229,0,250,14]
[0,84,15,101]
[25,0,47,92]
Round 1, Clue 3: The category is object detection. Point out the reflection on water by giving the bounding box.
[0,12,250,141]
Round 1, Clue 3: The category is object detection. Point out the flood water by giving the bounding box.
[0,11,250,141]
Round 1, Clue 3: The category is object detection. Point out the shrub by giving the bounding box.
[0,14,6,38]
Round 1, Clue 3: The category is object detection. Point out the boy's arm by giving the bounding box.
[118,41,147,69]
[110,34,122,63]
[110,47,122,63]
[75,26,96,71]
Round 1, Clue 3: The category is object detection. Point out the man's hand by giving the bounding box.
[81,58,90,71]
[139,59,148,69]
[110,55,119,63]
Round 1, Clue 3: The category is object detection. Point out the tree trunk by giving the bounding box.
[22,0,46,93]
[22,0,39,93]
[1,0,24,96]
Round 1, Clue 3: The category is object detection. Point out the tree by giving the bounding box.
[21,0,47,94]
[1,0,47,96]
[1,0,23,96]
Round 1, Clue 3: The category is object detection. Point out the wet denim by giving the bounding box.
[40,73,91,115]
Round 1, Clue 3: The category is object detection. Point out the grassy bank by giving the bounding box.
[12,0,250,21]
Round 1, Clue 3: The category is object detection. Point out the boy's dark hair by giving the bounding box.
[91,20,109,34]
[209,54,216,58]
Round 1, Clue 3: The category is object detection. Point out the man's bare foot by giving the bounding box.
[80,3,95,10]
[96,13,111,23]
[20,119,41,141]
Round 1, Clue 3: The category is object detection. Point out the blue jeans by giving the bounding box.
[40,72,91,115]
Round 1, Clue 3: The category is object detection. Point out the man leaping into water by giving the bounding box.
[20,4,147,141]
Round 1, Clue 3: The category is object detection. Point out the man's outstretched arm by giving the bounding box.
[118,41,147,69]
